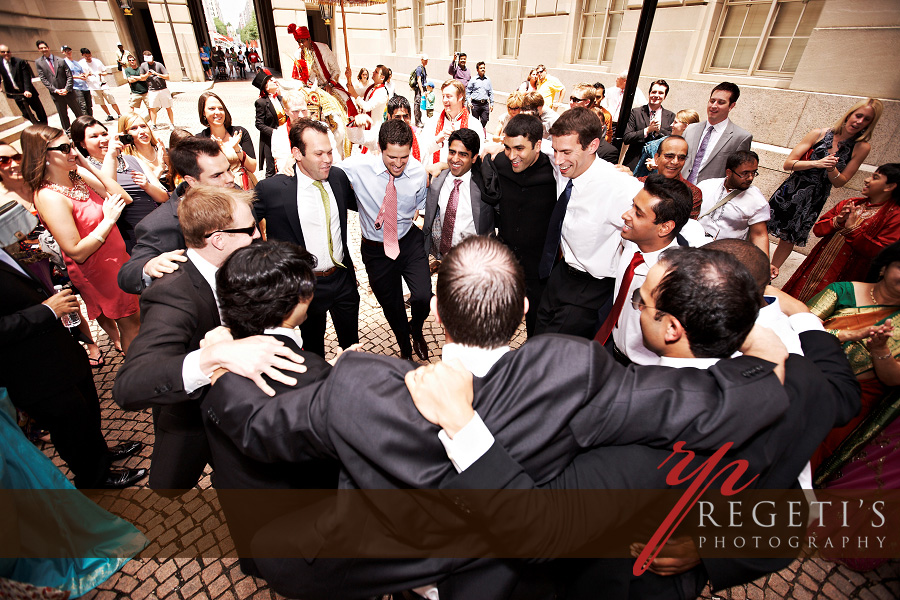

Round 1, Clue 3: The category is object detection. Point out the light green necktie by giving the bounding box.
[312,180,344,268]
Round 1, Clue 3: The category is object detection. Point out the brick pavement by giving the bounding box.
[29,81,900,599]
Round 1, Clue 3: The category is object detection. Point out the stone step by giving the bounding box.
[0,118,29,146]
[0,115,25,132]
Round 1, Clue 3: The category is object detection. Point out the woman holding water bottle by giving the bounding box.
[768,98,882,273]
[21,124,141,354]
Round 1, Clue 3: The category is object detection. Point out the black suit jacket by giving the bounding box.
[35,54,73,94]
[623,105,675,170]
[117,184,186,294]
[0,258,90,401]
[442,331,860,594]
[254,95,281,146]
[253,166,357,268]
[422,165,494,245]
[0,57,38,95]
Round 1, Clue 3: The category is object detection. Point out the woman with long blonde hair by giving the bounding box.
[118,112,171,191]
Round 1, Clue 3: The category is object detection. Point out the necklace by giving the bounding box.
[871,285,879,305]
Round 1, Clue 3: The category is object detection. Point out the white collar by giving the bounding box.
[707,118,730,133]
[294,165,321,190]
[657,356,720,369]
[442,343,510,377]
[264,326,304,348]
[447,169,471,186]
[186,248,220,304]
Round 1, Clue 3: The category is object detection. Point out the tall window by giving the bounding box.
[450,0,465,53]
[415,0,425,54]
[500,0,526,58]
[576,0,625,64]
[708,0,825,75]
[388,0,398,53]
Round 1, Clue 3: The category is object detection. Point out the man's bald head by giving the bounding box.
[706,238,769,304]
[436,236,525,348]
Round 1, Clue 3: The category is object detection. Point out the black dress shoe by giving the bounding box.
[107,440,142,462]
[101,468,148,489]
[400,349,414,361]
[411,332,429,361]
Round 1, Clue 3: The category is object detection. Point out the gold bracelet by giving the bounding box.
[872,351,893,360]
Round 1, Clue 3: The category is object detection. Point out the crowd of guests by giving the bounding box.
[1,43,899,598]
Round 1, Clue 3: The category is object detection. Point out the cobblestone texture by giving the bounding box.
[30,80,900,599]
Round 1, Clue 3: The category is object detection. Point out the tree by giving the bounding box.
[214,16,227,36]
[240,14,259,44]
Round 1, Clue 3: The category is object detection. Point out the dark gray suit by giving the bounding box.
[681,119,752,184]
[422,165,494,256]
[35,54,83,130]
[622,105,675,170]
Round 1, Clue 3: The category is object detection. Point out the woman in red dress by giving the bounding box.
[782,163,900,302]
[21,124,140,353]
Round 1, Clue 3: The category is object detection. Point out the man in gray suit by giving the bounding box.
[34,40,83,131]
[423,128,494,260]
[682,82,752,185]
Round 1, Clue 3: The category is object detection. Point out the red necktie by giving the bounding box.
[594,251,645,345]
[375,175,400,260]
[440,179,462,256]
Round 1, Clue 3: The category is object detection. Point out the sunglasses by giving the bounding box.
[0,153,22,165]
[47,143,74,154]
[204,222,258,238]
[570,96,589,104]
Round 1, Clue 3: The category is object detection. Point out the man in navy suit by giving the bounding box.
[254,118,360,358]
[34,40,82,131]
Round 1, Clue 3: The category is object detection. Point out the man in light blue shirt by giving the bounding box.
[340,119,431,360]
[62,45,91,117]
[466,61,493,129]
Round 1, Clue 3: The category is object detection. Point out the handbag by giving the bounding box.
[0,199,38,247]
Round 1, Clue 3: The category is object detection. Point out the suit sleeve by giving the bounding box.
[255,100,276,138]
[623,109,645,146]
[797,330,861,427]
[64,61,73,92]
[36,60,53,91]
[0,303,59,344]
[113,276,204,409]
[22,61,37,92]
[117,199,183,294]
[659,110,675,137]
[739,130,753,152]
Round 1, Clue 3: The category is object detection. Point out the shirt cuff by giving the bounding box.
[44,304,58,319]
[182,348,212,394]
[789,312,825,334]
[437,411,495,473]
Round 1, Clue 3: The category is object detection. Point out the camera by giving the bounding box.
[119,133,134,145]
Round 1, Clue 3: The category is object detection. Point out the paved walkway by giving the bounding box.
[29,81,900,599]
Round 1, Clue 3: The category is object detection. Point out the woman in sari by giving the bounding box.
[784,163,900,302]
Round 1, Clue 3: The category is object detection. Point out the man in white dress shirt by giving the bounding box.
[696,150,770,258]
[422,79,485,166]
[600,69,647,124]
[535,107,643,339]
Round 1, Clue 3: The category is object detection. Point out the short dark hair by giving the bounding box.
[458,53,467,59]
[70,115,105,156]
[448,128,480,156]
[549,107,602,150]
[378,118,413,151]
[643,173,692,233]
[476,61,485,70]
[876,163,900,201]
[712,81,741,104]
[289,118,330,153]
[706,238,769,302]
[654,247,759,358]
[169,136,223,180]
[35,40,48,48]
[436,236,525,348]
[593,82,605,92]
[198,91,233,129]
[726,150,759,172]
[217,241,318,339]
[650,79,669,96]
[80,48,91,55]
[503,114,543,146]
[387,95,411,117]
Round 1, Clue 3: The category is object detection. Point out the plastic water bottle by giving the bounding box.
[53,284,82,328]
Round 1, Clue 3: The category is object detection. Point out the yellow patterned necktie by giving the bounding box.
[312,180,344,268]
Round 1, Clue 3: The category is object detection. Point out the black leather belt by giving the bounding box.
[472,98,489,104]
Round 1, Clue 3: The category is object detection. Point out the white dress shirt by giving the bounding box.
[611,238,681,365]
[600,86,647,122]
[696,119,730,170]
[3,59,19,91]
[181,250,222,394]
[295,167,344,270]
[554,157,644,279]
[264,326,304,348]
[696,178,770,241]
[438,170,475,248]
[643,106,662,137]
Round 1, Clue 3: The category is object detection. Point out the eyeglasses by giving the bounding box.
[631,288,665,313]
[661,153,689,161]
[0,153,22,165]
[204,222,258,238]
[734,170,759,178]
[47,143,74,154]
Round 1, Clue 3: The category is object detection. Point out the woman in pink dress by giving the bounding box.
[21,124,140,353]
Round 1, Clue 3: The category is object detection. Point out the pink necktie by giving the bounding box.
[375,175,400,260]
[48,57,55,76]
[440,179,462,256]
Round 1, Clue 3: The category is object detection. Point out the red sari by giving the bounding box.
[782,197,900,302]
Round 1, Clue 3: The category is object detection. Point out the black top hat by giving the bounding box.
[251,68,274,91]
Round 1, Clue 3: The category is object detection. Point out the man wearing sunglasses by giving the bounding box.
[114,185,307,495]
[0,44,47,124]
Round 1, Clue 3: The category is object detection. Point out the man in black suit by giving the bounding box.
[203,236,794,599]
[422,128,493,259]
[623,79,675,171]
[1,246,145,488]
[34,40,82,131]
[252,69,283,178]
[254,118,360,358]
[117,137,234,294]
[481,114,556,337]
[0,44,47,124]
[113,186,305,493]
